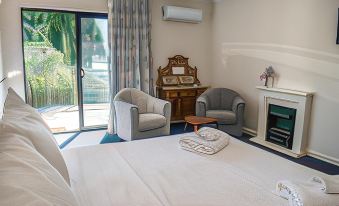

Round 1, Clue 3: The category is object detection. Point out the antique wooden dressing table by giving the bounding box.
[156,55,209,121]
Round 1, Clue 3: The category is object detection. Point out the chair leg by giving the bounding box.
[194,125,199,133]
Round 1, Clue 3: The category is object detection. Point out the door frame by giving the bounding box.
[76,12,108,131]
[21,8,108,133]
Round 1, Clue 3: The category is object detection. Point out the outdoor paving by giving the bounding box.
[41,103,109,133]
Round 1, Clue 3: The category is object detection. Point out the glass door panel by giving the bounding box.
[79,16,109,128]
[22,9,79,133]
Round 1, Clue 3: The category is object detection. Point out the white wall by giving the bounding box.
[0,0,108,100]
[212,0,339,162]
[0,0,213,100]
[0,32,4,117]
[3,0,338,164]
[152,0,213,86]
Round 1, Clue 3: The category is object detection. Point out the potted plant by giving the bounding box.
[260,66,275,87]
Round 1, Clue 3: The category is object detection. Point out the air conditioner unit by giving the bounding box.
[162,6,202,23]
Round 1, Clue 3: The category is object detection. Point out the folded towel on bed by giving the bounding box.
[179,136,229,155]
[196,127,225,141]
[311,176,339,194]
[276,180,339,206]
[179,128,230,155]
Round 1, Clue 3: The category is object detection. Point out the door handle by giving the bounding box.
[80,68,85,78]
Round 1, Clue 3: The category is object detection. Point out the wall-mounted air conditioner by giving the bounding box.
[162,6,202,23]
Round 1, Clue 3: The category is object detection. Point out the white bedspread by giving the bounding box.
[62,133,328,206]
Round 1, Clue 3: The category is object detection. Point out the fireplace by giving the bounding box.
[266,104,296,149]
[251,86,313,158]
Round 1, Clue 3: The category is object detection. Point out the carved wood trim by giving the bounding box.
[156,55,201,87]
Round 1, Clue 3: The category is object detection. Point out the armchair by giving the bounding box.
[114,88,171,141]
[196,88,245,136]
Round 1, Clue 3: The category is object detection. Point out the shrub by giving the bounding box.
[24,43,76,108]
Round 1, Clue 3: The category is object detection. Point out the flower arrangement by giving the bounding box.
[260,66,275,87]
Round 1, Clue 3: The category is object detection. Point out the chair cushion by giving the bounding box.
[206,110,237,125]
[139,113,166,132]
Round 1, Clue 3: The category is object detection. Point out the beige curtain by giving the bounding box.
[107,0,153,134]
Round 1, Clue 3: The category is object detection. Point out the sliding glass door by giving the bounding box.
[22,10,79,133]
[22,9,109,133]
[78,14,110,128]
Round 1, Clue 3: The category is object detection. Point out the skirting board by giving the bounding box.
[243,127,257,136]
[243,127,339,166]
[308,150,339,167]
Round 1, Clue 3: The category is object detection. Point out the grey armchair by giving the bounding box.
[196,88,245,137]
[114,88,171,141]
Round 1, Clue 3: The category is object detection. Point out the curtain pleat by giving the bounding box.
[107,0,153,134]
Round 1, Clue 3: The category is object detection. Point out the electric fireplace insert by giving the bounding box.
[266,104,297,149]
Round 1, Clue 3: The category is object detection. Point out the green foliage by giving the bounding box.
[25,46,75,108]
[22,10,106,66]
[22,10,78,107]
[22,10,76,65]
[22,10,107,108]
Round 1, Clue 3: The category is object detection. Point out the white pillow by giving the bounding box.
[2,88,70,184]
[0,121,79,206]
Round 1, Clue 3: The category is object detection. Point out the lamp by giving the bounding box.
[0,76,6,84]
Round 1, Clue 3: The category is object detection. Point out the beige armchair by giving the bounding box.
[113,88,171,141]
[196,88,245,137]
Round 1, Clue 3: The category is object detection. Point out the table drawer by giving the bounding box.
[179,90,196,97]
[165,91,178,98]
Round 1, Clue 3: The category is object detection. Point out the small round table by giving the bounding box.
[184,116,219,133]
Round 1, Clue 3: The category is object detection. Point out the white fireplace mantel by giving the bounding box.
[255,86,314,97]
[251,86,314,158]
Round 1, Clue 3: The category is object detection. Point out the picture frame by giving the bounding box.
[178,76,195,85]
[162,76,179,86]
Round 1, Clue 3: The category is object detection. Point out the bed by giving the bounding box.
[62,132,327,206]
[1,88,334,206]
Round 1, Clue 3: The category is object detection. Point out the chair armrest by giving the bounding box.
[196,95,209,116]
[147,96,171,126]
[150,97,171,117]
[232,96,245,113]
[114,101,139,135]
[232,96,245,126]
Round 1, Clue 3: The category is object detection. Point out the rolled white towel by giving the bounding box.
[276,180,339,206]
[196,127,224,141]
[179,129,230,155]
[310,176,339,194]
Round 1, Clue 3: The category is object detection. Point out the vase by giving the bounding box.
[266,76,274,88]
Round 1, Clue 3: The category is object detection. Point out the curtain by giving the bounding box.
[107,0,153,134]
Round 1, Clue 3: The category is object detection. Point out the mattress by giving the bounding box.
[62,133,327,206]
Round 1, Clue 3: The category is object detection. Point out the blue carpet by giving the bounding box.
[99,123,339,175]
[100,133,125,144]
[100,122,194,144]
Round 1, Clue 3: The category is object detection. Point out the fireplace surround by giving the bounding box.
[251,86,313,157]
